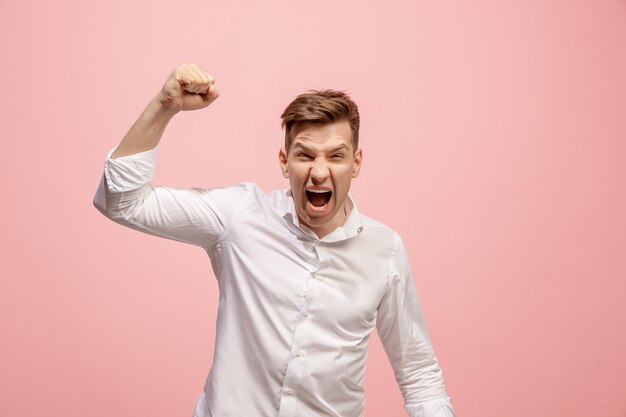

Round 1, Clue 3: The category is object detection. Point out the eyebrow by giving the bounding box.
[291,143,349,153]
[329,144,349,153]
[291,143,310,152]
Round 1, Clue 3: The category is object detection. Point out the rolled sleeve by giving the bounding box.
[404,399,456,417]
[376,234,456,417]
[104,145,158,192]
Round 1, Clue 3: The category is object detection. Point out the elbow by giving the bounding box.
[93,174,111,216]
[92,173,124,221]
[93,192,110,217]
[93,173,150,224]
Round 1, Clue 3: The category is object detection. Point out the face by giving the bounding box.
[279,120,363,238]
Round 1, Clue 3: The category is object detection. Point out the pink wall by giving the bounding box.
[1,1,625,416]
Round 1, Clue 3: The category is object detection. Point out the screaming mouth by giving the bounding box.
[306,189,332,207]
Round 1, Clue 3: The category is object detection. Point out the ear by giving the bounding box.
[352,147,363,178]
[278,147,289,178]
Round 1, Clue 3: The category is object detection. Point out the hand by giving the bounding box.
[157,63,220,112]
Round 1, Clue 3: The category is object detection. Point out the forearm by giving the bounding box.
[111,96,178,159]
[377,235,457,416]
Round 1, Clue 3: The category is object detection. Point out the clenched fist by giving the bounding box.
[158,63,220,112]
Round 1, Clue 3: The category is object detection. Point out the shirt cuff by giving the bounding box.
[103,145,158,193]
[405,397,456,417]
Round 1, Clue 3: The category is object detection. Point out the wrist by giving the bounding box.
[152,93,181,118]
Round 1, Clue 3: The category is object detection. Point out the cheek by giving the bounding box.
[330,167,353,185]
[288,173,306,190]
[293,166,312,182]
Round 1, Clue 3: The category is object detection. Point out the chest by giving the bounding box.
[210,213,391,332]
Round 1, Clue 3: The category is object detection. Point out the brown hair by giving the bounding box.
[280,89,360,153]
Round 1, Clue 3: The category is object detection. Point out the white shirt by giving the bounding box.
[93,146,457,417]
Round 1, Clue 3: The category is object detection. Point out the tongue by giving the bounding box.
[309,192,327,207]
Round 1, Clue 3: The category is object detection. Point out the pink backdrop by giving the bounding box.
[1,1,625,416]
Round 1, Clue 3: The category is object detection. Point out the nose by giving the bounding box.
[310,159,330,184]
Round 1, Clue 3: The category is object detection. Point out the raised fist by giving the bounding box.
[158,63,220,112]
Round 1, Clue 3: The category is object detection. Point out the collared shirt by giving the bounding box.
[93,146,457,417]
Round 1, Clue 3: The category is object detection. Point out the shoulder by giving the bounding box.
[353,211,404,259]
[220,182,291,216]
[358,212,401,243]
[211,181,269,200]
[236,183,291,207]
[356,214,416,287]
[228,182,286,198]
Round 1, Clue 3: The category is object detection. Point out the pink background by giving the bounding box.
[1,1,625,416]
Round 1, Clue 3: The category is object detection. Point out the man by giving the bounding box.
[93,63,456,417]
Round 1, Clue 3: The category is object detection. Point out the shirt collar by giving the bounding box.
[278,189,364,242]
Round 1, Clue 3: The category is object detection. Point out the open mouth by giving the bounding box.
[306,189,332,208]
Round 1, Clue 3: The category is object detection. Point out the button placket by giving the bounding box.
[280,264,315,416]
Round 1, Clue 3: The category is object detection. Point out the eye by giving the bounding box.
[298,153,313,159]
[331,154,344,159]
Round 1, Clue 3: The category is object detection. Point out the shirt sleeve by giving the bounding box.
[376,234,457,417]
[92,145,252,248]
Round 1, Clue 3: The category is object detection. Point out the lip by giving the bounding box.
[305,187,332,192]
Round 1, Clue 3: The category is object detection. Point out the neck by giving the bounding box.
[310,198,351,239]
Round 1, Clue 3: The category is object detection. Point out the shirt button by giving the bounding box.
[303,310,310,318]
[286,388,294,396]
[295,350,303,357]
[310,272,317,279]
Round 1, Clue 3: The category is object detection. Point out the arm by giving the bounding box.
[376,234,457,417]
[93,63,247,248]
[111,62,220,159]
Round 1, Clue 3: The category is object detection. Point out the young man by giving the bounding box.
[93,63,456,417]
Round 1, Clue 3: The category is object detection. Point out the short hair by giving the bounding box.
[280,89,360,153]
